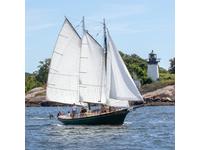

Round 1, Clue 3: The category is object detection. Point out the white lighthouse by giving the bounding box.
[147,50,160,81]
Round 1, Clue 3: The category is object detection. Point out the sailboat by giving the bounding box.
[46,17,144,125]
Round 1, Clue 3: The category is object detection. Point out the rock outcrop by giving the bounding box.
[25,87,69,107]
[25,87,46,106]
[143,85,175,106]
[25,85,175,107]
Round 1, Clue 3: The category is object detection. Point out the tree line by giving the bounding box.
[25,52,175,93]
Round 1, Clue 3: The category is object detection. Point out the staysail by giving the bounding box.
[46,18,84,106]
[106,30,143,104]
[79,31,106,104]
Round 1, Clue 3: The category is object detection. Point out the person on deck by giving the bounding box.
[67,111,71,118]
[57,111,61,117]
[100,105,107,113]
[71,103,77,118]
[80,107,87,117]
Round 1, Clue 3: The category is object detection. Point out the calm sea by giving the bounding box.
[25,106,175,150]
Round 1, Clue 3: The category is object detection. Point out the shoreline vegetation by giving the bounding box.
[25,52,175,107]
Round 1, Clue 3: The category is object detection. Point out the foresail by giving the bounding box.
[106,31,143,102]
[79,32,106,104]
[46,18,84,106]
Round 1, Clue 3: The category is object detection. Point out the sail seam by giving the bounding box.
[59,34,69,39]
[49,68,58,72]
[53,51,63,55]
[49,72,78,77]
[47,83,56,86]
[47,86,77,92]
[79,83,102,87]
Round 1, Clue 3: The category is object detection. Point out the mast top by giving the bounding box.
[103,18,107,71]
[82,16,86,34]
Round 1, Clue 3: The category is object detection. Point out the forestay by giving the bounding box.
[106,31,143,102]
[46,18,84,106]
[79,32,106,104]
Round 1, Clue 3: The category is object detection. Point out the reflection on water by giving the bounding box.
[26,106,175,150]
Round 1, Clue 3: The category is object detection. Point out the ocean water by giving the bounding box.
[25,106,175,150]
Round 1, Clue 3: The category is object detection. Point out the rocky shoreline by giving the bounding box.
[25,85,175,107]
[142,85,175,106]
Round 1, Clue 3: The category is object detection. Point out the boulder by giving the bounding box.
[25,87,46,101]
[142,85,175,105]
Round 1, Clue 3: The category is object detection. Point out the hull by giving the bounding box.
[58,108,129,125]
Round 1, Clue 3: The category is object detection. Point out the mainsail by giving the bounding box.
[46,18,84,106]
[106,30,143,104]
[79,31,106,104]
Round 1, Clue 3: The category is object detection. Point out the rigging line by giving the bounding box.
[74,19,82,29]
[74,24,80,29]
[85,18,102,24]
[86,31,104,49]
[64,17,81,39]
[95,30,103,37]
[66,16,82,22]
[66,16,83,32]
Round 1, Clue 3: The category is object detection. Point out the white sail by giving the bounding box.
[46,18,84,106]
[106,31,143,102]
[79,32,106,104]
[107,99,129,108]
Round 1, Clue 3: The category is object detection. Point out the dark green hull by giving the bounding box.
[58,108,129,125]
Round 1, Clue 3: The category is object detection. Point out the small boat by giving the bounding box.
[46,17,144,125]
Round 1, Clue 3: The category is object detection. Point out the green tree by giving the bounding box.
[168,57,175,74]
[34,58,50,84]
[142,77,153,85]
[25,75,42,93]
[119,51,149,85]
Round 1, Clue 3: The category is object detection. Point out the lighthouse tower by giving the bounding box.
[147,50,160,81]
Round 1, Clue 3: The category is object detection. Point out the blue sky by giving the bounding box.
[26,0,174,73]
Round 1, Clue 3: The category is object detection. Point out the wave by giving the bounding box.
[124,121,132,125]
[30,117,48,120]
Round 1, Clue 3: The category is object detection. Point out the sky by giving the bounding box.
[25,0,174,73]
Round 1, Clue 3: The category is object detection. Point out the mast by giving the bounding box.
[82,16,85,34]
[103,18,107,71]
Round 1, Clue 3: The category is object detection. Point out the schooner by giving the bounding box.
[46,17,144,125]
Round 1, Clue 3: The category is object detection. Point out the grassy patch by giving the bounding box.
[140,79,175,94]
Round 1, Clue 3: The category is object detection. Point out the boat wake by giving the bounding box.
[124,121,133,125]
[30,117,47,120]
[55,124,64,127]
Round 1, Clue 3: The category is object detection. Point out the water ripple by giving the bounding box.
[26,106,175,150]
